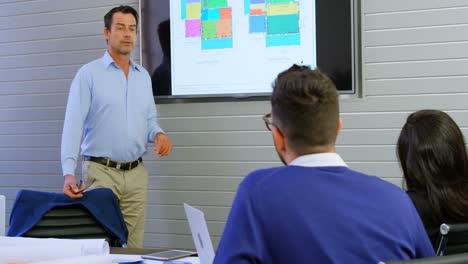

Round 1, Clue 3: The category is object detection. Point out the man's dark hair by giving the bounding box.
[397,109,468,242]
[271,64,339,154]
[158,19,171,58]
[104,5,139,31]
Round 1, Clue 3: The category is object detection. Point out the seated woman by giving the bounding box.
[397,109,468,248]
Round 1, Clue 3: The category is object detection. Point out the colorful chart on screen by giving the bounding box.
[171,0,316,96]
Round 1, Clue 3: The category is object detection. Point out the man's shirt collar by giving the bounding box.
[289,152,348,167]
[101,51,141,72]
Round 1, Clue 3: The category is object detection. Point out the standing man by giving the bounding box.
[61,5,172,248]
[214,65,434,263]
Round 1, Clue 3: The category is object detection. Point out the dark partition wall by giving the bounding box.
[316,0,353,91]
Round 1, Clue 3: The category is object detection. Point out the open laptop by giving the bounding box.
[183,203,215,264]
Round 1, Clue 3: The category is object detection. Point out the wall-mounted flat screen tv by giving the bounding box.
[141,0,359,100]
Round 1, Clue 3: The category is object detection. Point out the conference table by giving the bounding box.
[110,247,164,255]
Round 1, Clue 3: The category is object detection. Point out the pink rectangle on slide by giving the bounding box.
[186,19,201,37]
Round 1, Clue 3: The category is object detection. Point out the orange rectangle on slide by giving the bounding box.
[217,19,232,38]
[250,9,266,15]
[220,8,231,19]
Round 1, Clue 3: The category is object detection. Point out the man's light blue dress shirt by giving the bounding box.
[61,51,163,176]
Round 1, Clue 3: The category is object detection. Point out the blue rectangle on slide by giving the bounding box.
[181,0,187,19]
[202,38,233,49]
[266,34,300,47]
[201,9,208,20]
[251,0,265,3]
[244,0,250,14]
[202,9,220,20]
[250,15,266,33]
[186,0,199,2]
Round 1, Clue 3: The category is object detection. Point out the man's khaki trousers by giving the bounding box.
[82,160,148,248]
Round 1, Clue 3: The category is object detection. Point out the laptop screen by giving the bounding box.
[184,203,215,264]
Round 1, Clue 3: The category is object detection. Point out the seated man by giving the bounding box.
[214,65,434,263]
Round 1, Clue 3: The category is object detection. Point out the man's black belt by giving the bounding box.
[84,156,142,171]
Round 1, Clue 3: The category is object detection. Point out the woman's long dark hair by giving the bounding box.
[397,110,468,226]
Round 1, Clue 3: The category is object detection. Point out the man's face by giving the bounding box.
[104,12,137,56]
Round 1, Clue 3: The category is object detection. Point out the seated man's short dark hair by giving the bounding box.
[271,64,339,154]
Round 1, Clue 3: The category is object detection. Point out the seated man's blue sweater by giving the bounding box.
[214,154,434,264]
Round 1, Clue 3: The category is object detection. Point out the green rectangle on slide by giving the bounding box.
[203,0,227,8]
[267,14,299,35]
[268,0,294,3]
[202,20,217,39]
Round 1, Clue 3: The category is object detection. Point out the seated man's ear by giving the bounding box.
[337,117,343,135]
[272,127,286,153]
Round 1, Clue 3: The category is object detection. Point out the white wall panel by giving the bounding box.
[365,7,468,30]
[0,36,105,56]
[0,107,65,121]
[366,76,468,95]
[144,161,281,177]
[0,80,71,95]
[0,50,105,69]
[0,21,103,43]
[365,25,468,47]
[0,120,63,134]
[0,0,137,17]
[0,94,68,109]
[0,65,79,82]
[363,0,468,13]
[0,4,137,30]
[365,43,468,63]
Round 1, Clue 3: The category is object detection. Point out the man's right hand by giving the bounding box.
[63,174,84,199]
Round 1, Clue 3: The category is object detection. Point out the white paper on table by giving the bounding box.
[0,245,82,264]
[79,238,110,255]
[0,237,110,264]
[181,256,200,264]
[110,254,143,263]
[137,256,200,264]
[31,254,112,264]
[0,237,109,255]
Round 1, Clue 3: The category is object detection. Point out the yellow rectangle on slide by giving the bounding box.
[187,3,201,19]
[267,3,299,16]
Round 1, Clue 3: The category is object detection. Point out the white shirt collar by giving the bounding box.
[289,153,348,167]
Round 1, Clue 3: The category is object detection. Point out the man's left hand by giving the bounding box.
[154,132,172,156]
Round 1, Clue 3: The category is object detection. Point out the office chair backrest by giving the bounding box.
[22,204,118,246]
[381,252,468,264]
[8,188,128,247]
[435,223,468,256]
[0,195,5,236]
